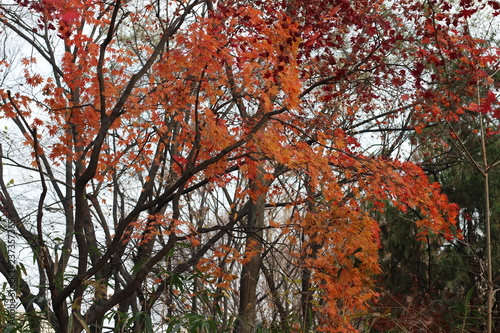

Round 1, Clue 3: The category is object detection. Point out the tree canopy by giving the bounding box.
[0,0,498,332]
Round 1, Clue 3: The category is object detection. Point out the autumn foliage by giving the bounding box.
[0,0,498,332]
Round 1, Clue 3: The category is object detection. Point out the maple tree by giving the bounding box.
[0,0,498,332]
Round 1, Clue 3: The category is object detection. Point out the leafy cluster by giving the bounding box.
[0,0,498,332]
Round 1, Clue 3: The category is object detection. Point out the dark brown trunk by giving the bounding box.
[234,178,266,333]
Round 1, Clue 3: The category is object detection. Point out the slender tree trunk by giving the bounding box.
[300,175,320,331]
[301,265,313,331]
[300,240,321,332]
[481,116,493,333]
[234,177,266,333]
[485,172,493,333]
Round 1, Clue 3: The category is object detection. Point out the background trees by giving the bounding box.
[0,0,497,332]
[375,4,500,331]
[375,101,500,333]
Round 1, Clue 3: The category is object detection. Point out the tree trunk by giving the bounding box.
[234,176,267,333]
